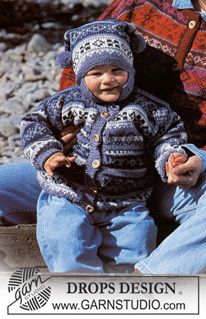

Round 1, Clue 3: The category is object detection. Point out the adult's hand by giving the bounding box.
[44,152,76,176]
[166,155,202,188]
[60,125,80,154]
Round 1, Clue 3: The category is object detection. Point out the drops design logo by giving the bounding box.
[8,267,51,311]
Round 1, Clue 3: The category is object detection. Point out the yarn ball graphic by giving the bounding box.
[8,267,51,311]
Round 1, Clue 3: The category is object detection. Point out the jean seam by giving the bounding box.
[0,208,36,214]
[136,213,198,274]
[37,208,56,270]
[159,204,197,218]
[135,261,154,274]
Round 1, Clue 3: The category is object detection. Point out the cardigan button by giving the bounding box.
[188,20,196,29]
[86,205,94,213]
[100,111,109,118]
[171,63,179,71]
[92,159,101,169]
[90,187,98,195]
[93,134,101,143]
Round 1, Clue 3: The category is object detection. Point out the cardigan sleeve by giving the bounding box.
[132,91,188,181]
[20,93,65,171]
[148,104,188,181]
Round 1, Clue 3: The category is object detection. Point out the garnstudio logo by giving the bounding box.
[8,267,51,311]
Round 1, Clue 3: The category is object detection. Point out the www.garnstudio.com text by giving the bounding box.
[48,280,185,312]
[52,298,185,311]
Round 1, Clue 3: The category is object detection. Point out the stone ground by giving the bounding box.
[0,225,46,270]
[0,0,111,164]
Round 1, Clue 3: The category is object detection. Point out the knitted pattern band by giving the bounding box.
[56,19,146,85]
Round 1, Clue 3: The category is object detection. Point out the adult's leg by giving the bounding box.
[97,202,157,273]
[37,192,104,272]
[135,172,206,274]
[0,161,41,225]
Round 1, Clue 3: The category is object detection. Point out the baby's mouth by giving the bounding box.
[101,86,119,93]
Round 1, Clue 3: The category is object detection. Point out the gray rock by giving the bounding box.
[27,88,50,103]
[0,43,8,52]
[81,0,112,6]
[23,66,47,82]
[0,117,18,137]
[41,22,61,29]
[0,83,16,100]
[0,138,6,148]
[0,99,26,115]
[27,33,51,53]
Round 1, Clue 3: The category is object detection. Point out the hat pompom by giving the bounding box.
[56,51,72,68]
[125,22,146,54]
[130,31,146,53]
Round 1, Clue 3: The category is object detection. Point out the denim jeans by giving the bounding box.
[0,161,40,225]
[37,191,157,272]
[0,160,206,274]
[134,172,206,274]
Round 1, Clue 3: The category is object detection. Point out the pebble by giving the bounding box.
[0,117,18,137]
[0,42,8,52]
[27,33,51,53]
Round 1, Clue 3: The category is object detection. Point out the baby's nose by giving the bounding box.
[103,73,114,82]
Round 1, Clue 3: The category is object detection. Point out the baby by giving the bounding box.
[21,19,188,273]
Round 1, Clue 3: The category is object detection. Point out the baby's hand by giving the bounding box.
[44,152,76,176]
[166,152,194,188]
[167,152,188,168]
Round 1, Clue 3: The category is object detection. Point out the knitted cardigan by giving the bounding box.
[60,0,206,149]
[21,86,187,211]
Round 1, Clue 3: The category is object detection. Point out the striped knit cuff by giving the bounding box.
[155,146,188,182]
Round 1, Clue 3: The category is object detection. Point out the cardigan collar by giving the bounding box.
[173,0,206,20]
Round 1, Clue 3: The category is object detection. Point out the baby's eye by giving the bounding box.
[92,72,101,76]
[112,68,124,72]
[86,72,101,77]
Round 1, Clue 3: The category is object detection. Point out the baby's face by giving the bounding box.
[84,65,128,103]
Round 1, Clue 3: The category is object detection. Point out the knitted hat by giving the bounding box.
[57,19,146,101]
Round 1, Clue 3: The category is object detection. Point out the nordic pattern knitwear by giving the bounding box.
[60,19,145,79]
[56,19,146,101]
[69,21,133,79]
[98,0,206,149]
[21,86,187,212]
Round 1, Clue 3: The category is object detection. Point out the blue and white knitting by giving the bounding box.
[56,19,146,102]
[21,20,188,211]
[21,87,187,211]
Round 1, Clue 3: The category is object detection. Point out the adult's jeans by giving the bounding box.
[135,172,206,274]
[0,160,206,274]
[0,161,41,225]
[37,192,157,273]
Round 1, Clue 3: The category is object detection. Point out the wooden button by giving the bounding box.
[91,187,98,195]
[171,63,179,71]
[86,205,94,213]
[100,112,109,118]
[93,134,101,143]
[92,159,100,169]
[188,20,196,29]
